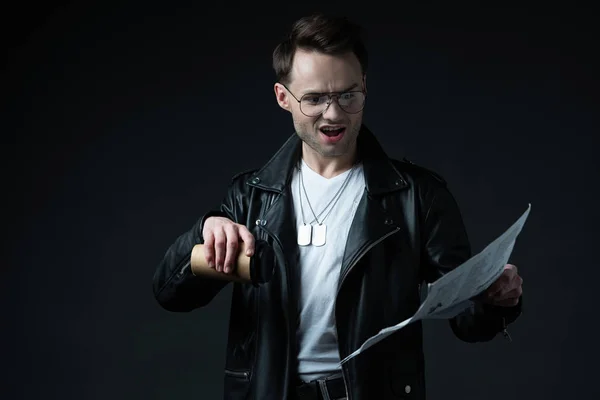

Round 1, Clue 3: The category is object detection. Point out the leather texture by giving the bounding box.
[152,125,522,399]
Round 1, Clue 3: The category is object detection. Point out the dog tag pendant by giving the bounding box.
[312,224,326,246]
[298,224,312,246]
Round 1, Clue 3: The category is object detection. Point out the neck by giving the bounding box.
[301,142,357,179]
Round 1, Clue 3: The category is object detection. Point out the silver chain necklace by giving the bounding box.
[297,161,356,247]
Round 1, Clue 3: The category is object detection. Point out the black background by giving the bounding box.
[4,2,598,399]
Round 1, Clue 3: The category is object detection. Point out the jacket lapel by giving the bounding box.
[245,124,409,194]
[337,191,402,292]
[244,124,413,397]
[336,125,410,286]
[246,124,412,292]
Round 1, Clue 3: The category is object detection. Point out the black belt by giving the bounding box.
[295,372,347,400]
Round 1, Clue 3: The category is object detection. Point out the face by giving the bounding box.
[275,49,366,159]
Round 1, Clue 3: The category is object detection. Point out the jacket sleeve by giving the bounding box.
[420,182,522,342]
[152,181,242,312]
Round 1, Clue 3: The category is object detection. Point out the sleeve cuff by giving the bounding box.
[480,296,523,324]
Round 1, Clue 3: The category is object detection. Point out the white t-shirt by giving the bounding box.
[290,158,365,383]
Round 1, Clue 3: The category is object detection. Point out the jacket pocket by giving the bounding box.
[224,369,251,399]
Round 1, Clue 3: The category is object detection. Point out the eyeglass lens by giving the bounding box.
[300,92,365,116]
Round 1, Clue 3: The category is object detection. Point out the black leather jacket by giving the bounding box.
[152,125,522,400]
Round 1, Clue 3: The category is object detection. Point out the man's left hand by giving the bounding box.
[481,264,523,307]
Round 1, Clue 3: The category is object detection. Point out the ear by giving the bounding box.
[362,74,367,95]
[274,83,291,112]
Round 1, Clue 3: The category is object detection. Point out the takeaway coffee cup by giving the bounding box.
[190,240,275,286]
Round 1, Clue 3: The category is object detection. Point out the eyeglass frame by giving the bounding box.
[278,82,367,117]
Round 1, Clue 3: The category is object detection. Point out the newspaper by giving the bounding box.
[339,203,531,365]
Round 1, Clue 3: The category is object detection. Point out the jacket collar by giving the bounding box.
[246,124,409,195]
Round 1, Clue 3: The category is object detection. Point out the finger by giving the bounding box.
[486,280,503,297]
[490,266,518,295]
[223,224,240,273]
[213,229,226,272]
[494,296,521,307]
[502,266,517,282]
[498,265,516,283]
[203,233,216,269]
[238,226,255,256]
[494,285,522,301]
[498,273,523,296]
[505,263,518,274]
[486,276,508,298]
[515,273,523,285]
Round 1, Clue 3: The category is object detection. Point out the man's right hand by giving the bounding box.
[202,217,255,274]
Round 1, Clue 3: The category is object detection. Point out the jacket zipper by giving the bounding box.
[177,259,190,277]
[336,226,402,400]
[257,223,296,390]
[337,226,402,297]
[224,369,250,379]
[502,317,512,342]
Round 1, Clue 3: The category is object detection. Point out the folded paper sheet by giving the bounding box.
[340,204,531,365]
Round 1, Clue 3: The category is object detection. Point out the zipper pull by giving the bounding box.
[502,317,512,342]
[178,260,191,277]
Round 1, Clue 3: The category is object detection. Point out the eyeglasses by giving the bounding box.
[281,83,366,117]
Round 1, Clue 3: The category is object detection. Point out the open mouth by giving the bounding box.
[320,126,346,137]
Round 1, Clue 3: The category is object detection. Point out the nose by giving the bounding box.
[321,96,344,119]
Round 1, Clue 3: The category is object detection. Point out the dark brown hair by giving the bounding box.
[272,13,368,84]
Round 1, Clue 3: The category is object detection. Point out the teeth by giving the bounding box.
[322,127,342,131]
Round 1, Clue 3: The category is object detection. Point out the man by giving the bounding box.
[153,12,523,400]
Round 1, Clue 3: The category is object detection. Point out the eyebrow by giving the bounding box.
[302,83,359,96]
